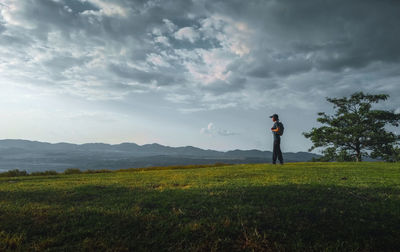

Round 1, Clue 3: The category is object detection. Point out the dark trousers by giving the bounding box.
[273,137,283,164]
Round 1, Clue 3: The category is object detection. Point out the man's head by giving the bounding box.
[270,114,279,122]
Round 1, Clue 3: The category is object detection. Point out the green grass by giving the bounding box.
[0,162,399,251]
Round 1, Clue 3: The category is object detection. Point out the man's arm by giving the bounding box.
[271,122,279,132]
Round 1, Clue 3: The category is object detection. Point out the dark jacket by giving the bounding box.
[271,120,281,140]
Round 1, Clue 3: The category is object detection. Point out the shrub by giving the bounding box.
[31,170,59,176]
[83,169,112,174]
[63,168,82,175]
[0,169,28,177]
[214,162,229,167]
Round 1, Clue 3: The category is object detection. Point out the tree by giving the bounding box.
[303,92,400,162]
[380,146,400,162]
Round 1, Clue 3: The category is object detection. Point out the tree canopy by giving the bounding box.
[303,92,400,162]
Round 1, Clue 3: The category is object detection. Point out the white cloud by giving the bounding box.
[200,15,252,56]
[163,18,177,32]
[174,27,200,43]
[165,93,193,104]
[87,0,127,17]
[0,1,35,29]
[200,122,215,135]
[200,122,239,136]
[154,36,170,46]
[146,53,171,68]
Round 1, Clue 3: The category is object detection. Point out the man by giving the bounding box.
[270,114,284,165]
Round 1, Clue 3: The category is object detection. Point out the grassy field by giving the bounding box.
[0,162,399,251]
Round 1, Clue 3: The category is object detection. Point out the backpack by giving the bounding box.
[277,122,284,136]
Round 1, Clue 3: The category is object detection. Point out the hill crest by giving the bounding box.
[0,139,320,172]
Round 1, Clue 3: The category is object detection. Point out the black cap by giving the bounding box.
[269,114,279,119]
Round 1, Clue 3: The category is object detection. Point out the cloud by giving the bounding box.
[217,0,400,72]
[86,0,127,17]
[174,27,200,43]
[163,19,178,33]
[200,122,239,136]
[154,36,170,46]
[0,0,400,112]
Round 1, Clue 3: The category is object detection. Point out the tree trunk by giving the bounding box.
[355,144,362,162]
[355,150,362,162]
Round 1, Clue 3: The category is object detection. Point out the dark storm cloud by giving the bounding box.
[189,0,400,110]
[209,0,400,73]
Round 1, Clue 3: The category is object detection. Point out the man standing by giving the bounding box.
[270,114,284,165]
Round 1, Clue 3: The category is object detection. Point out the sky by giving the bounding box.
[0,0,400,152]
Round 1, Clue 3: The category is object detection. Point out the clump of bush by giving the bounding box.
[83,169,112,174]
[63,168,82,175]
[0,169,28,177]
[31,170,59,176]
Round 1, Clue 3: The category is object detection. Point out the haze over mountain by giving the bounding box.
[0,139,320,172]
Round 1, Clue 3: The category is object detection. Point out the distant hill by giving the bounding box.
[0,139,320,172]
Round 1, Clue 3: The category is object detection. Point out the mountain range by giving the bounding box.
[0,139,321,173]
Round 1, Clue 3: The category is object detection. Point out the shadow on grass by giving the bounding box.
[0,184,399,251]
